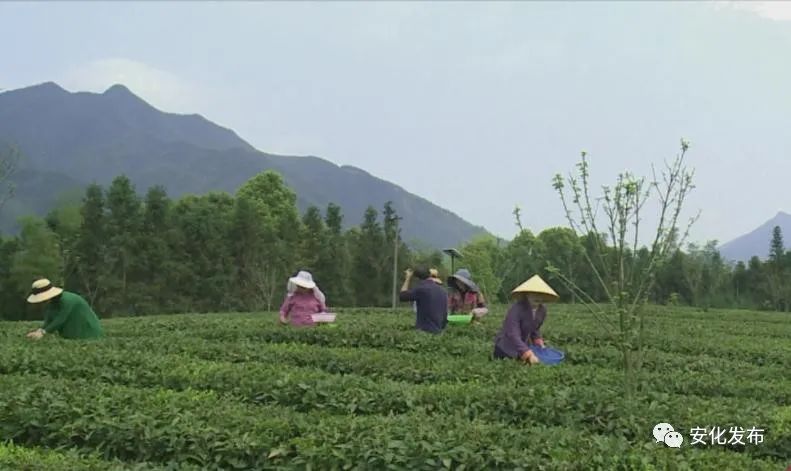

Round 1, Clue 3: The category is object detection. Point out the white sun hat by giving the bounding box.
[289,271,317,290]
[27,278,64,304]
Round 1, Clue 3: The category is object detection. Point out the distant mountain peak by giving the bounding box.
[720,211,791,261]
[101,83,150,109]
[3,81,68,97]
[0,81,488,247]
[39,81,65,90]
[103,83,134,96]
[35,81,64,90]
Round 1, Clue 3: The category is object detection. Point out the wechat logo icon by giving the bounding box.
[653,423,683,448]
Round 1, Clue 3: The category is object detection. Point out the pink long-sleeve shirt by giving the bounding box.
[279,291,326,327]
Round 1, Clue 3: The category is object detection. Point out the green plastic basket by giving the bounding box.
[447,314,473,325]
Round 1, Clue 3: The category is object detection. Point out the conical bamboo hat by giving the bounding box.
[510,275,559,302]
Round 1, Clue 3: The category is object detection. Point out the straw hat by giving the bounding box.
[27,278,64,304]
[429,268,442,284]
[447,269,479,292]
[289,271,317,290]
[511,275,559,303]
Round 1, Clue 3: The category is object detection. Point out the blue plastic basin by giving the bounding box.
[530,346,565,365]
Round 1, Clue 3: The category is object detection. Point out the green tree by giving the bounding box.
[351,207,385,306]
[104,176,143,315]
[538,227,583,302]
[459,235,503,301]
[230,194,269,311]
[701,241,727,309]
[381,202,411,307]
[681,243,704,307]
[73,184,108,309]
[410,249,446,276]
[731,261,749,307]
[499,229,545,302]
[237,171,302,309]
[321,203,352,306]
[44,202,82,289]
[653,249,687,305]
[0,237,23,319]
[170,193,236,312]
[138,186,172,313]
[745,256,769,309]
[551,139,698,397]
[8,217,62,320]
[299,206,326,274]
[769,226,785,264]
[766,226,787,311]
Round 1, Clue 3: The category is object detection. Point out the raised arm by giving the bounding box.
[398,269,417,302]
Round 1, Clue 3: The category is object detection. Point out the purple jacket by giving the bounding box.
[279,291,326,327]
[493,300,546,358]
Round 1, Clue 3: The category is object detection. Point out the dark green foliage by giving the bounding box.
[0,171,429,316]
[2,164,791,317]
[321,203,353,306]
[103,176,143,315]
[0,306,786,469]
[351,207,386,307]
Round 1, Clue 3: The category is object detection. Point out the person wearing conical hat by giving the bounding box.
[280,270,328,327]
[447,268,488,321]
[25,278,103,341]
[492,275,559,364]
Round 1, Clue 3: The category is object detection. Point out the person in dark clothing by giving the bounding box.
[492,275,559,364]
[399,266,448,334]
[493,295,545,364]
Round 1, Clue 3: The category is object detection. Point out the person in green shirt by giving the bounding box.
[25,278,103,340]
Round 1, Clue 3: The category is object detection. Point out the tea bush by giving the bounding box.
[0,305,787,469]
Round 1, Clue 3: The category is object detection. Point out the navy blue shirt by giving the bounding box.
[399,279,448,334]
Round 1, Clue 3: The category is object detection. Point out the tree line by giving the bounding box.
[0,171,427,319]
[460,221,791,313]
[0,170,789,320]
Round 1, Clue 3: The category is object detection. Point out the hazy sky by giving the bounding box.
[2,1,791,245]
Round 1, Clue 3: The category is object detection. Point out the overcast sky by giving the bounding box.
[2,1,791,245]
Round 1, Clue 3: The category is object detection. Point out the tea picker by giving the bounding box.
[492,275,565,365]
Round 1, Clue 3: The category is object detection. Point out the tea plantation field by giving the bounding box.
[1,306,789,469]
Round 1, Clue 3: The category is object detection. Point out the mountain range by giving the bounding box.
[718,211,791,263]
[0,82,487,248]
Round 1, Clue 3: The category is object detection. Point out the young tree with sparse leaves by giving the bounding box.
[550,139,699,397]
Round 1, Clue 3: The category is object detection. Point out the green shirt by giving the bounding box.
[41,291,103,339]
